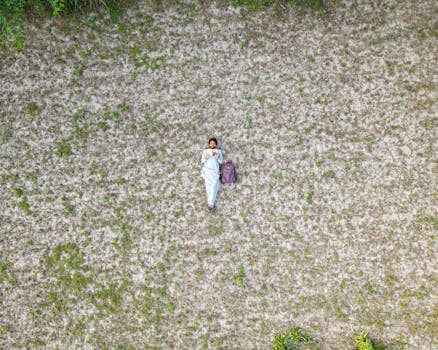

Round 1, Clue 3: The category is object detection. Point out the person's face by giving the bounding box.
[209,140,217,149]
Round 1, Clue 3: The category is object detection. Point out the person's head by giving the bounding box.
[208,138,217,149]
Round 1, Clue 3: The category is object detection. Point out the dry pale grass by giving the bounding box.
[0,0,437,349]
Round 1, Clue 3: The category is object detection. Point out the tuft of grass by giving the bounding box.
[97,121,110,130]
[235,265,246,287]
[0,260,15,285]
[231,0,325,11]
[273,327,320,350]
[26,102,43,116]
[355,332,387,350]
[10,187,22,197]
[18,196,33,216]
[418,215,438,230]
[305,191,313,204]
[1,125,14,142]
[246,116,254,129]
[200,248,218,258]
[55,140,73,157]
[356,332,374,350]
[45,243,92,293]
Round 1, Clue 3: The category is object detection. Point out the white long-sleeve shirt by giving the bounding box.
[201,148,223,165]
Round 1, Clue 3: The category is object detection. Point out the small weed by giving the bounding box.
[45,243,92,293]
[74,65,86,78]
[200,248,218,258]
[113,231,133,254]
[139,286,173,324]
[1,125,13,142]
[156,261,166,273]
[97,121,110,130]
[150,56,165,70]
[305,192,313,204]
[418,215,438,230]
[305,124,317,133]
[167,300,175,312]
[246,116,253,129]
[145,210,156,222]
[55,140,73,157]
[104,110,121,120]
[10,187,22,197]
[323,170,335,178]
[0,260,14,285]
[26,102,43,116]
[18,197,32,216]
[91,281,127,314]
[365,135,375,143]
[271,171,283,180]
[63,203,75,214]
[273,327,320,350]
[235,265,246,287]
[115,178,126,185]
[424,120,432,127]
[355,332,374,350]
[355,332,387,350]
[256,95,264,102]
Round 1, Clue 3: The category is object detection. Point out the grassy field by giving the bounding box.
[0,0,437,349]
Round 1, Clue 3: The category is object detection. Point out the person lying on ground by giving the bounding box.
[201,138,223,212]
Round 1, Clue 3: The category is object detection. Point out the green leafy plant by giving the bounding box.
[10,187,22,197]
[49,0,65,17]
[1,0,125,50]
[231,0,325,10]
[0,260,14,284]
[0,0,26,49]
[235,265,246,286]
[55,139,72,157]
[18,196,32,215]
[305,191,313,204]
[273,327,320,350]
[355,332,389,350]
[355,332,375,350]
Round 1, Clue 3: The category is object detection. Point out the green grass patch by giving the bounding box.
[26,102,44,116]
[10,187,22,197]
[355,332,388,350]
[45,243,92,292]
[231,0,325,11]
[55,139,73,157]
[235,265,246,287]
[0,260,15,285]
[273,327,320,350]
[17,196,33,216]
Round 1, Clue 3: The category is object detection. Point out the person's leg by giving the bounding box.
[209,177,219,207]
[205,177,216,208]
[205,179,212,206]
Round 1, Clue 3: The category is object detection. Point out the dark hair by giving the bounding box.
[208,138,218,145]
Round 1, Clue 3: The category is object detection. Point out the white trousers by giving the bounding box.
[205,175,219,206]
[201,157,220,206]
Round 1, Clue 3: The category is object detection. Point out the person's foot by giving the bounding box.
[208,205,215,212]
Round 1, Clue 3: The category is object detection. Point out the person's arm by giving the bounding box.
[217,149,223,165]
[201,149,207,164]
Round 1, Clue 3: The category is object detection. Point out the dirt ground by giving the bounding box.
[0,0,437,349]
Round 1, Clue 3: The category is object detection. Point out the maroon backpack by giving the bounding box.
[221,161,237,183]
